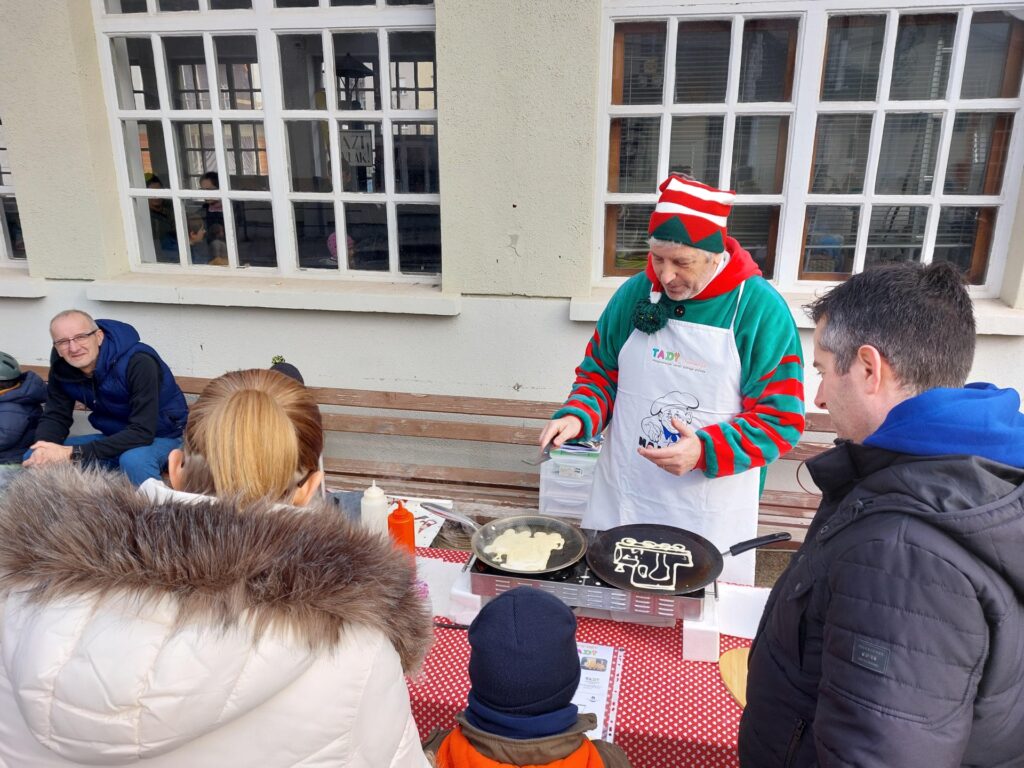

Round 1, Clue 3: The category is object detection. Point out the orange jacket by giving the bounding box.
[436,725,605,768]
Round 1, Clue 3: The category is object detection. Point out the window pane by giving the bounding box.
[222,121,269,191]
[604,203,654,273]
[875,113,942,195]
[739,18,798,102]
[668,116,723,187]
[944,113,1014,195]
[215,36,262,110]
[111,37,160,110]
[0,119,10,186]
[105,0,148,12]
[821,15,885,101]
[173,121,217,189]
[294,202,337,270]
[286,120,332,192]
[276,0,318,7]
[397,204,440,274]
[890,14,956,100]
[608,117,660,193]
[934,206,995,284]
[393,121,439,194]
[164,36,210,109]
[334,33,380,110]
[345,202,389,271]
[1,197,26,259]
[183,201,227,266]
[386,0,433,4]
[210,0,252,8]
[333,0,375,5]
[732,115,788,194]
[232,200,277,267]
[389,32,436,110]
[962,12,1024,99]
[612,22,666,105]
[159,0,199,10]
[340,121,384,192]
[801,205,859,277]
[729,205,779,278]
[864,205,927,268]
[123,120,170,188]
[675,20,730,103]
[809,114,872,194]
[134,196,180,264]
[279,34,325,110]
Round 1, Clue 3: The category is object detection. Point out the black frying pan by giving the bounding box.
[470,515,588,575]
[586,524,790,595]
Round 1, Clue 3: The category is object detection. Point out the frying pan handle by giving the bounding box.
[419,502,480,532]
[725,532,791,557]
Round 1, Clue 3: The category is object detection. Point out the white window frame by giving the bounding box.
[0,116,27,268]
[595,0,1024,299]
[92,0,439,283]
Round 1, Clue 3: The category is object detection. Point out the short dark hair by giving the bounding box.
[200,171,220,187]
[807,262,975,393]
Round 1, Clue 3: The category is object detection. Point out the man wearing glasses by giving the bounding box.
[23,310,188,485]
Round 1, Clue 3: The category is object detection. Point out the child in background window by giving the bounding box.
[0,352,46,465]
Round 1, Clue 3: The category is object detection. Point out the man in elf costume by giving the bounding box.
[540,174,804,584]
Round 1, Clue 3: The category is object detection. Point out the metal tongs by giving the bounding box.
[419,502,481,572]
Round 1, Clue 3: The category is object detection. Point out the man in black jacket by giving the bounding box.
[23,310,188,486]
[739,263,1024,768]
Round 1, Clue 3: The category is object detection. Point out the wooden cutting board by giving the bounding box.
[719,647,750,708]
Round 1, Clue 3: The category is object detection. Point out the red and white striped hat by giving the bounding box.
[645,174,736,302]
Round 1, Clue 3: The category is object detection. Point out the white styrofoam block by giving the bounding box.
[682,597,720,662]
[717,582,771,640]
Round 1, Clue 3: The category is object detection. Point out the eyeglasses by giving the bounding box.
[53,330,99,351]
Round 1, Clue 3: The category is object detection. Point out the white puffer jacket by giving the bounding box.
[0,466,433,767]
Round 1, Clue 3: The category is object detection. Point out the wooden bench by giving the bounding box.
[26,366,833,550]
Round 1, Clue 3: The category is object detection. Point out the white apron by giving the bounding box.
[584,284,759,585]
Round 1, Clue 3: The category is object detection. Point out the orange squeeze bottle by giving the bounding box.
[388,500,416,554]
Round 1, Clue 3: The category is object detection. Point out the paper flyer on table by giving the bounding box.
[386,496,451,548]
[575,642,625,742]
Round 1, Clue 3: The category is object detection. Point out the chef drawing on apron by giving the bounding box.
[584,282,759,585]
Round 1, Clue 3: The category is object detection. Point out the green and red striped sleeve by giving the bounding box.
[697,278,806,478]
[552,274,648,439]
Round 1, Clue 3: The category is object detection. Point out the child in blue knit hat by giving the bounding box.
[422,587,632,767]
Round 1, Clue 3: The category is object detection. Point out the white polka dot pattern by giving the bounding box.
[408,549,748,768]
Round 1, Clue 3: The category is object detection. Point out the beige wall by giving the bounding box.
[436,0,601,297]
[0,0,127,280]
[1001,183,1024,309]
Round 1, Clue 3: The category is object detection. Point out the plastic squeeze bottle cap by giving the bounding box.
[388,500,416,554]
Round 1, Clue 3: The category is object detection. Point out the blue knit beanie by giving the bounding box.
[467,587,580,720]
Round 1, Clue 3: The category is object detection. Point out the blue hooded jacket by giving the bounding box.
[0,372,47,464]
[864,382,1024,468]
[49,319,188,440]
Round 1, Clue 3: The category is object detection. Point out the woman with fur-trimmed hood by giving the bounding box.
[0,369,433,767]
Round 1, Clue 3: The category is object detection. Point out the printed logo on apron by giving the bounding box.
[584,283,759,585]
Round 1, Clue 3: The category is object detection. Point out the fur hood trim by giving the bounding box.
[0,465,432,672]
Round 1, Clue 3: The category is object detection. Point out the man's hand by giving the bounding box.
[539,415,584,449]
[23,441,73,468]
[637,417,703,475]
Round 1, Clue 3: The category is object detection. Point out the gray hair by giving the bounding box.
[806,262,975,394]
[50,309,98,332]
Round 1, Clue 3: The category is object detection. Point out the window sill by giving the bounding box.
[569,289,1024,337]
[86,273,461,316]
[0,271,47,298]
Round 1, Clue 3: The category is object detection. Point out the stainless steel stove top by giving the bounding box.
[468,557,707,622]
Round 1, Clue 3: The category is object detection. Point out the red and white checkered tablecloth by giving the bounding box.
[408,548,750,768]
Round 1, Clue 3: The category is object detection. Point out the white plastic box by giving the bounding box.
[539,447,600,519]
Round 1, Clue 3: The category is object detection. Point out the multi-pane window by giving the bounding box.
[97,0,439,279]
[0,117,26,265]
[601,3,1024,295]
